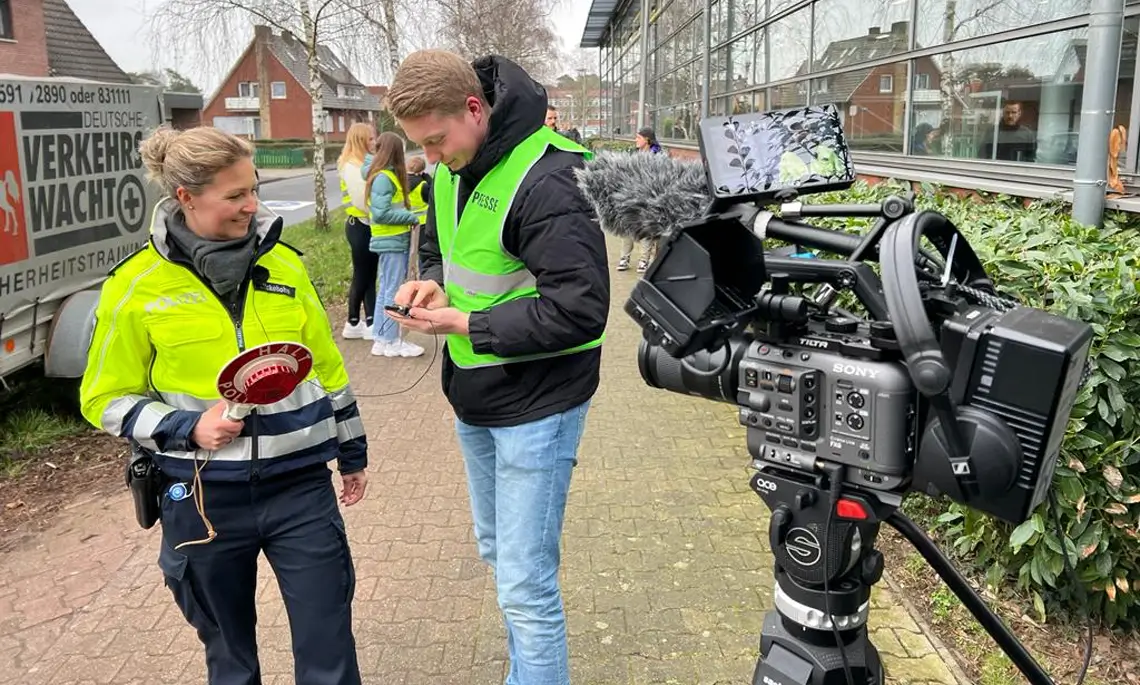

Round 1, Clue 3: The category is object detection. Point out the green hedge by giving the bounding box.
[809,180,1140,627]
[584,137,636,153]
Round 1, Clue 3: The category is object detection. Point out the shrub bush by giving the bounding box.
[808,179,1140,627]
[585,137,636,154]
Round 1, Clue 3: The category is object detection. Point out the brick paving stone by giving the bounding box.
[0,236,965,684]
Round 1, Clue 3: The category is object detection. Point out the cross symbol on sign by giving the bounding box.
[123,185,141,223]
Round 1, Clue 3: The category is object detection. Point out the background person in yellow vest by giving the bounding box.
[79,126,369,685]
[363,132,425,357]
[384,50,609,685]
[405,155,432,280]
[337,123,378,340]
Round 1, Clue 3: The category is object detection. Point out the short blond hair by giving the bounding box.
[139,125,253,196]
[387,49,484,120]
[407,156,426,174]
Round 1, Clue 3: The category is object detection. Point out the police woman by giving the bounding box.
[79,126,368,685]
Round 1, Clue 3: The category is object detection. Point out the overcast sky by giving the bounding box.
[66,0,594,92]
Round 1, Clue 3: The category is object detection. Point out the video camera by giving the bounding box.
[622,105,1095,685]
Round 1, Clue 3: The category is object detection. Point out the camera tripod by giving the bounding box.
[748,462,1059,685]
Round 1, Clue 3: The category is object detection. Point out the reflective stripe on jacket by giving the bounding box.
[79,198,368,482]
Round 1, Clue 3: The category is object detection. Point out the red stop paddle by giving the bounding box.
[216,342,314,420]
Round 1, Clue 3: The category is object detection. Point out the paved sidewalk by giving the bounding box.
[0,238,964,684]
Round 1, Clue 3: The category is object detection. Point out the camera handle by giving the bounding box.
[748,462,1055,685]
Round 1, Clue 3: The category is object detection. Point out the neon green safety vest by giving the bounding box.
[408,180,429,225]
[367,169,413,238]
[434,125,605,369]
[339,164,368,220]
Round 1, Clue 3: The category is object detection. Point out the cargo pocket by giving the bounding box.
[157,542,219,633]
[330,515,357,605]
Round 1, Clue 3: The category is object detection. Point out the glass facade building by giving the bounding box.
[584,0,1140,198]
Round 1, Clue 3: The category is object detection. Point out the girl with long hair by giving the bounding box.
[337,122,378,339]
[363,132,424,357]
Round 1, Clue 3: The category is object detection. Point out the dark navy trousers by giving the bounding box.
[158,463,361,685]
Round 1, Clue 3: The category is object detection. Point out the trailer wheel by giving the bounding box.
[44,290,101,379]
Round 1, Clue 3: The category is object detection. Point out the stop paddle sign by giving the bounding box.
[215,342,314,420]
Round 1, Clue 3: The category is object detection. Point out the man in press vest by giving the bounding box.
[384,50,609,684]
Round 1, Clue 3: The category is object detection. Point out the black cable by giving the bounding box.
[1047,489,1094,685]
[821,464,856,685]
[346,321,440,398]
[250,290,441,400]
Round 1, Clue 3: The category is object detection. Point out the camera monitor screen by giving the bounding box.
[697,104,856,203]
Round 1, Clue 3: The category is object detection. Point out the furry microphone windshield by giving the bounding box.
[574,151,712,242]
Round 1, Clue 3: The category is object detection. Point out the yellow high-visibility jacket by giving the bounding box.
[79,198,367,482]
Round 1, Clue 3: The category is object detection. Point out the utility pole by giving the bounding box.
[636,0,650,130]
[1072,0,1125,227]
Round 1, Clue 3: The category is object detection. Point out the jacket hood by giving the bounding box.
[461,55,548,184]
[148,197,283,262]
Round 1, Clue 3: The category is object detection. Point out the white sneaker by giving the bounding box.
[393,340,425,357]
[370,341,394,357]
[342,321,369,339]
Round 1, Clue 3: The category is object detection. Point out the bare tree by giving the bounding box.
[923,0,1088,155]
[428,0,562,82]
[148,0,402,231]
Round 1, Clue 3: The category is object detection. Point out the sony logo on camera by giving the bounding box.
[832,362,881,380]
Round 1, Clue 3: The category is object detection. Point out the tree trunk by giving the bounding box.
[255,25,273,139]
[303,2,329,231]
[378,0,402,78]
[939,0,957,156]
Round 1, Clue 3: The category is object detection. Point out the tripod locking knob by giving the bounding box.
[862,549,885,585]
[769,505,791,552]
[794,489,814,510]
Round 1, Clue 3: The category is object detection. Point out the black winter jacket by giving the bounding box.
[418,55,610,427]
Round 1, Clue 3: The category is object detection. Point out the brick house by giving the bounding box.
[203,25,381,141]
[546,86,604,137]
[773,21,943,152]
[0,0,203,128]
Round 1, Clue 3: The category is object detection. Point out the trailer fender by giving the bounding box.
[43,290,101,378]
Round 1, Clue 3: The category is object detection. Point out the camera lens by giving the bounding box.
[638,338,744,403]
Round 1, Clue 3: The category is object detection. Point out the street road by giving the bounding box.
[258,167,343,227]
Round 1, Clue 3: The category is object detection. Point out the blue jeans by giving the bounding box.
[455,401,591,685]
[371,249,408,342]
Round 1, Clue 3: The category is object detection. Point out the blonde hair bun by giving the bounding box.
[137,125,254,197]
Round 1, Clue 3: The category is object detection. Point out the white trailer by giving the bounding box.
[0,75,164,385]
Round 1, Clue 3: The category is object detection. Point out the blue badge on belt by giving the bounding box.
[166,482,192,501]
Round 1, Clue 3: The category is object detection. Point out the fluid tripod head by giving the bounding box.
[620,105,1096,685]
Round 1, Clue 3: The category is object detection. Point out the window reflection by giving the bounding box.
[605,0,1137,161]
[811,62,908,152]
[914,0,1090,49]
[768,6,811,80]
[812,0,911,72]
[911,21,1136,166]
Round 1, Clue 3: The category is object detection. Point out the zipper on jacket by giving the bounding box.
[169,246,268,480]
